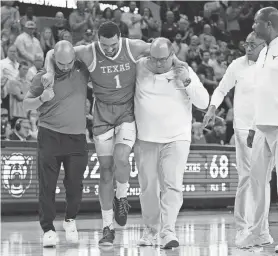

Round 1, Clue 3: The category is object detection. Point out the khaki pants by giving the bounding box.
[234,129,253,231]
[134,139,190,238]
[249,126,277,235]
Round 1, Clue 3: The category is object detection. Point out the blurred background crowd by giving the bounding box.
[1,0,278,145]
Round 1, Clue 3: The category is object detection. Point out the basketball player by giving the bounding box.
[237,7,278,250]
[42,21,186,245]
[203,32,265,245]
[134,38,209,249]
[23,41,89,247]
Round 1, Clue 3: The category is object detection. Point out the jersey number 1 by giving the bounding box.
[114,74,122,88]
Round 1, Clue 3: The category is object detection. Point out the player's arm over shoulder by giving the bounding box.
[128,39,151,60]
[73,44,94,67]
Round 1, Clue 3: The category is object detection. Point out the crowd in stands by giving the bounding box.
[1,0,277,144]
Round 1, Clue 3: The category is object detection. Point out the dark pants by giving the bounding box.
[37,127,88,233]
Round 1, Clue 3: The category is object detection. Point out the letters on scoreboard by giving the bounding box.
[1,145,238,202]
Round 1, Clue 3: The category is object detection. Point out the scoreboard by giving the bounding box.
[1,141,238,204]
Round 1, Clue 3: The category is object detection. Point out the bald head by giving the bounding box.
[54,40,75,72]
[151,37,173,55]
[149,37,174,73]
[253,7,278,43]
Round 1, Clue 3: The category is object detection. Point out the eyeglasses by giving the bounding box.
[150,52,173,64]
[242,42,265,50]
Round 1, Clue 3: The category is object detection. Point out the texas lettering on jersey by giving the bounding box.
[90,38,137,104]
[100,63,131,74]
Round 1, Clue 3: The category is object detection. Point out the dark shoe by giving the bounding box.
[98,226,115,246]
[163,239,179,249]
[113,196,130,226]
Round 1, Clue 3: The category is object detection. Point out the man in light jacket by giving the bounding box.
[134,37,209,249]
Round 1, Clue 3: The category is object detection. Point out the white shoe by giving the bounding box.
[235,229,251,246]
[275,244,278,253]
[237,233,274,248]
[256,233,274,246]
[43,230,57,247]
[63,219,79,244]
[138,227,158,246]
[161,234,179,249]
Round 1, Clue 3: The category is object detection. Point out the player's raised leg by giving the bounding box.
[113,121,136,226]
[94,129,116,246]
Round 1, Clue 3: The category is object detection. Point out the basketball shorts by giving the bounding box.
[93,99,136,156]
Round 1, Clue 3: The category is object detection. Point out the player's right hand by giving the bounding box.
[41,72,54,88]
[41,87,55,102]
[203,105,216,127]
[247,129,255,148]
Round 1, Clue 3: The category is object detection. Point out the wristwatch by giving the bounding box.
[183,78,191,87]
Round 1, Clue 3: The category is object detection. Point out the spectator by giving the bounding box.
[121,1,142,39]
[214,19,231,43]
[191,122,206,144]
[0,44,19,80]
[69,0,94,44]
[27,109,38,140]
[198,34,213,56]
[172,32,188,62]
[187,35,202,64]
[6,61,30,121]
[75,29,94,46]
[190,61,199,73]
[1,108,12,140]
[1,29,11,59]
[210,51,227,82]
[177,18,194,45]
[86,0,102,20]
[0,44,19,111]
[141,7,158,42]
[197,50,218,96]
[1,1,20,34]
[1,29,17,59]
[26,54,44,82]
[14,21,43,66]
[239,2,254,37]
[101,7,113,23]
[199,24,217,46]
[161,11,178,42]
[59,30,73,43]
[9,118,32,141]
[20,6,37,30]
[226,2,242,45]
[205,119,226,145]
[113,8,129,38]
[40,27,56,58]
[51,12,70,42]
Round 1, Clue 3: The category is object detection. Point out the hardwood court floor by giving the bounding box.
[1,209,278,256]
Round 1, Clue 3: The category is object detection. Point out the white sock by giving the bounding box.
[116,181,128,199]
[102,209,114,229]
